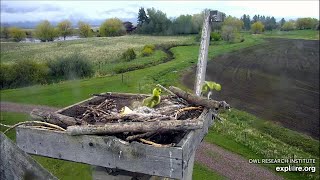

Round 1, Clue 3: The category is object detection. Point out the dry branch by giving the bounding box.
[67,119,203,135]
[3,121,65,134]
[30,109,78,128]
[175,106,203,119]
[126,131,156,141]
[139,138,174,147]
[169,86,230,110]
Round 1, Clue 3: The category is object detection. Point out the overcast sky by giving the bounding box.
[1,1,319,23]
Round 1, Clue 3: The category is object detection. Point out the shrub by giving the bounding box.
[99,18,126,37]
[121,48,136,62]
[251,21,264,34]
[8,27,26,42]
[48,54,94,80]
[0,60,49,89]
[78,21,92,38]
[0,63,16,89]
[143,44,156,51]
[210,32,221,41]
[221,25,238,42]
[35,20,58,42]
[195,31,202,42]
[141,47,154,57]
[281,21,295,31]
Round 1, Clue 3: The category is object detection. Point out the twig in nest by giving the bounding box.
[0,123,12,128]
[139,138,174,147]
[156,84,188,105]
[126,131,156,141]
[3,121,66,134]
[29,126,59,131]
[156,84,177,97]
[174,106,203,119]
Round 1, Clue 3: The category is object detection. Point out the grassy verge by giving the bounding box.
[95,50,167,75]
[193,163,226,180]
[257,29,319,40]
[205,109,319,180]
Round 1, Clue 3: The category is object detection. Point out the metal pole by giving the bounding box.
[194,10,212,96]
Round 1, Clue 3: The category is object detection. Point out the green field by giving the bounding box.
[0,35,193,64]
[1,30,319,179]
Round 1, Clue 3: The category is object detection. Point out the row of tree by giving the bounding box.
[136,7,203,35]
[1,7,319,42]
[136,7,319,35]
[0,18,132,42]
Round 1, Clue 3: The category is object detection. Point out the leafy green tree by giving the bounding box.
[251,21,264,34]
[57,20,73,40]
[280,18,286,28]
[296,17,318,30]
[8,27,26,42]
[191,13,204,33]
[78,21,92,38]
[252,15,258,23]
[241,14,251,30]
[263,16,276,31]
[35,20,58,42]
[172,15,193,34]
[100,18,125,37]
[138,8,171,35]
[221,16,243,42]
[137,7,148,27]
[281,21,295,31]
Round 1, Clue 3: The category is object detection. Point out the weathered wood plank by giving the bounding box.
[16,127,184,179]
[0,132,57,180]
[178,109,213,176]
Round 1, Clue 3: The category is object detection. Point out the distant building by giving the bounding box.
[123,21,136,33]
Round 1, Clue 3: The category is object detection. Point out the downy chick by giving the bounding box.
[142,87,162,108]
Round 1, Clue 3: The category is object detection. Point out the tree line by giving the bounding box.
[0,7,319,42]
[0,18,132,42]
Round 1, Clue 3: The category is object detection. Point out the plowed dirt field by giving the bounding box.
[183,38,319,139]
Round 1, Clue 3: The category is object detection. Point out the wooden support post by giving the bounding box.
[194,10,212,96]
[0,132,57,180]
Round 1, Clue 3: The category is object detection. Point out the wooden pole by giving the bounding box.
[194,10,212,96]
[189,10,212,180]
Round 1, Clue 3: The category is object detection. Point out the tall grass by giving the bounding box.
[0,35,194,63]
